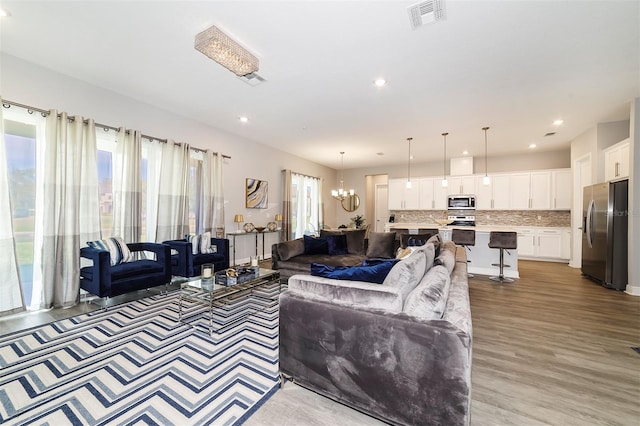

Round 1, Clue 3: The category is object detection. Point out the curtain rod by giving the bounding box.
[2,99,231,159]
[285,169,320,180]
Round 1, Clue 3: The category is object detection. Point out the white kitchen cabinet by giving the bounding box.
[552,169,572,210]
[475,174,510,210]
[517,227,569,261]
[475,176,493,210]
[419,178,435,209]
[517,229,536,257]
[530,171,552,209]
[536,229,563,259]
[509,173,531,210]
[388,178,419,210]
[421,177,448,210]
[491,175,511,209]
[447,176,476,195]
[604,138,630,181]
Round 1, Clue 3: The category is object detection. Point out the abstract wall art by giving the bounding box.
[246,178,268,208]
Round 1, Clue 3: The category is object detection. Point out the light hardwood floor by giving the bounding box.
[247,261,640,426]
[2,261,639,425]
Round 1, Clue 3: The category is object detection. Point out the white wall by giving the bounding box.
[1,53,338,263]
[627,99,639,295]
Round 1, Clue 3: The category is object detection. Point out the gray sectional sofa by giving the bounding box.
[278,239,472,426]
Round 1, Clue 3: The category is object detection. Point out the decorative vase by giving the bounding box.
[243,222,255,232]
[267,221,277,231]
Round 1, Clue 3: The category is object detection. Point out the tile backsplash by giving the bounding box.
[390,210,571,227]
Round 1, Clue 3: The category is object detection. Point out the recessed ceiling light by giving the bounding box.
[239,116,249,123]
[462,150,469,155]
[0,7,11,17]
[553,119,564,126]
[529,144,537,149]
[410,155,414,160]
[373,78,386,87]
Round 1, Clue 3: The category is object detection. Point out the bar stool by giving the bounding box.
[451,229,475,278]
[488,231,518,283]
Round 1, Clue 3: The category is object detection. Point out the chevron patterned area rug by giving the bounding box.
[0,283,281,425]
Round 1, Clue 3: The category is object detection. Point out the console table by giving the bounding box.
[227,230,280,266]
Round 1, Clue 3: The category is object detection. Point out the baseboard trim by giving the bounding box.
[625,284,640,296]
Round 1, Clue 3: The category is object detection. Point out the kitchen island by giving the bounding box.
[386,222,520,279]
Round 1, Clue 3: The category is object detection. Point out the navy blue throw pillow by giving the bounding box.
[407,237,427,247]
[304,235,329,255]
[326,234,348,255]
[310,261,397,284]
[361,258,401,267]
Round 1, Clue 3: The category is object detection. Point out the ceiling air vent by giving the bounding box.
[408,0,446,29]
[238,72,266,87]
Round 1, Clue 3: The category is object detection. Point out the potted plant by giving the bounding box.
[351,214,365,229]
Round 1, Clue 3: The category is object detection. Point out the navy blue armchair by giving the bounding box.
[163,238,229,277]
[80,242,171,299]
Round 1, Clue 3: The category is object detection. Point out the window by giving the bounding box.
[96,131,116,238]
[3,121,37,307]
[291,173,321,239]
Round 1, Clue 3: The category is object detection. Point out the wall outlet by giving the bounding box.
[537,215,542,220]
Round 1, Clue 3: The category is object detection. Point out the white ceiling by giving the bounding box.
[1,1,638,170]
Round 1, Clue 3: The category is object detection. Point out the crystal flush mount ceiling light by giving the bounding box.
[195,25,259,77]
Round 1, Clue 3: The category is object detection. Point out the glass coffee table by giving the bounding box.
[177,267,281,335]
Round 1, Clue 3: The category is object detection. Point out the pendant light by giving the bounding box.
[406,137,413,189]
[331,151,355,201]
[441,132,449,187]
[482,127,491,185]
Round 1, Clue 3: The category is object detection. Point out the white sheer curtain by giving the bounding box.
[201,150,224,234]
[282,170,292,241]
[291,172,321,239]
[32,111,101,309]
[113,128,141,242]
[155,140,190,242]
[142,139,163,242]
[0,100,25,315]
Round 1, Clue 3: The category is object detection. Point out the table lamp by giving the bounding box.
[275,213,283,229]
[234,214,244,232]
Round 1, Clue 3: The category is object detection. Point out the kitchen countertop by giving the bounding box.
[385,222,568,232]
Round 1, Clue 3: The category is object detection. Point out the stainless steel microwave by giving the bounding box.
[447,195,476,210]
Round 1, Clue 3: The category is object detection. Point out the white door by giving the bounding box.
[375,184,389,233]
[571,154,592,268]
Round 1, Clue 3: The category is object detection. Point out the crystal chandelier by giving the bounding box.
[194,25,259,77]
[331,152,354,201]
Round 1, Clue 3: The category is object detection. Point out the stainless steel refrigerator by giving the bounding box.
[582,180,628,290]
